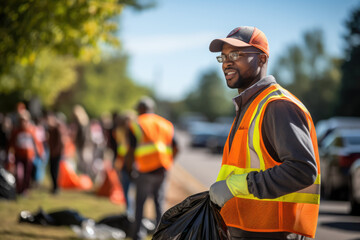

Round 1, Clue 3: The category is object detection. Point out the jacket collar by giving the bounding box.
[232,75,277,111]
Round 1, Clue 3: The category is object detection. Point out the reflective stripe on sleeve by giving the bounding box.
[217,164,320,204]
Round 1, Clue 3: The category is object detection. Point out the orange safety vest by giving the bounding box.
[130,113,174,173]
[217,84,321,238]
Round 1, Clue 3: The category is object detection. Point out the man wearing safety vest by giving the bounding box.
[125,96,179,240]
[113,112,135,215]
[209,26,320,240]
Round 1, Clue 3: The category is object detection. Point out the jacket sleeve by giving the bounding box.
[247,100,318,199]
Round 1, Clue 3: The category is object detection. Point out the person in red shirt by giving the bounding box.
[9,110,44,194]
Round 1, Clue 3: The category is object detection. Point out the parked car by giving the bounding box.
[178,113,207,131]
[188,118,232,150]
[189,121,221,148]
[349,158,360,215]
[206,123,232,154]
[319,128,360,202]
[189,122,223,147]
[316,117,360,148]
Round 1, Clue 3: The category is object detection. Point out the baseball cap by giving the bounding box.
[209,26,269,56]
[136,96,155,111]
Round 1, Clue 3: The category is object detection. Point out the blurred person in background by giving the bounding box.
[71,105,94,178]
[90,118,106,181]
[113,111,136,216]
[32,115,49,186]
[0,113,9,167]
[46,112,65,194]
[109,112,119,162]
[125,97,179,240]
[208,26,320,240]
[2,114,14,172]
[9,109,44,194]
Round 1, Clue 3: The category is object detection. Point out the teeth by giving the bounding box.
[226,71,235,75]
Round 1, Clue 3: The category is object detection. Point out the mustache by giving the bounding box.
[224,67,236,71]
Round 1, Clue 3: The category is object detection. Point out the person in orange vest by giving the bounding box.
[125,96,179,240]
[208,27,321,240]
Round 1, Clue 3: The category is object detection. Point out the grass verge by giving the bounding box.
[0,179,126,240]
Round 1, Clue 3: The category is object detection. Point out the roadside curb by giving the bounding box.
[171,162,208,194]
[165,163,207,209]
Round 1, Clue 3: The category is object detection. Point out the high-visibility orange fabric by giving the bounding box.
[96,168,125,205]
[131,113,174,173]
[58,160,93,190]
[219,84,320,238]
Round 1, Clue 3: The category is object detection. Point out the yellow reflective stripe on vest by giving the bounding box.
[217,164,320,204]
[131,122,143,143]
[117,144,128,157]
[217,164,260,181]
[279,86,310,115]
[134,141,173,157]
[248,89,282,170]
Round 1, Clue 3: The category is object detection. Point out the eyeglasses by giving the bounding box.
[216,51,262,63]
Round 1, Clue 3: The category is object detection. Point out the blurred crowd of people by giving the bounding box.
[0,102,135,197]
[1,98,179,240]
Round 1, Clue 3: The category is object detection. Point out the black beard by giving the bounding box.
[227,75,253,89]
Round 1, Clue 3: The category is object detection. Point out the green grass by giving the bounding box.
[0,177,128,240]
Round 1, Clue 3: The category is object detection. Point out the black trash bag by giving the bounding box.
[0,167,16,200]
[97,214,156,237]
[97,214,131,236]
[19,208,88,226]
[48,209,88,226]
[152,191,230,240]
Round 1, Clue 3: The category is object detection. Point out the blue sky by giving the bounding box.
[118,0,359,101]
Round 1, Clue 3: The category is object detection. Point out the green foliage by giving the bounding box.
[0,50,78,111]
[335,5,360,116]
[55,54,152,118]
[0,0,125,74]
[184,69,233,121]
[0,0,155,112]
[272,29,341,123]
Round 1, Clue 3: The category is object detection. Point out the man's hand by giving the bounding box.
[209,180,234,208]
[209,173,250,208]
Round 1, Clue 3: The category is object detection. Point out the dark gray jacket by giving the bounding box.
[227,75,318,239]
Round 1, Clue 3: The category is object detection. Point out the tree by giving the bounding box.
[272,29,341,123]
[335,5,360,116]
[0,0,155,74]
[54,54,152,117]
[0,0,154,111]
[184,69,234,121]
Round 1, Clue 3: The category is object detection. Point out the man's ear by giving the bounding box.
[258,54,267,66]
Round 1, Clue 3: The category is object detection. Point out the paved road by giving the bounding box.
[175,130,360,240]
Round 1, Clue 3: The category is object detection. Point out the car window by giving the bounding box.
[344,136,360,146]
[321,133,336,149]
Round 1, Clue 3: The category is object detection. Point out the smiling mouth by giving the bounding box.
[225,70,236,79]
[226,71,236,76]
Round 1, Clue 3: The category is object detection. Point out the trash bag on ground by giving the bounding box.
[96,168,125,205]
[0,167,16,200]
[19,208,126,239]
[18,208,154,239]
[152,191,230,240]
[97,214,156,236]
[58,160,93,190]
[96,214,131,236]
[19,208,88,226]
[71,219,126,240]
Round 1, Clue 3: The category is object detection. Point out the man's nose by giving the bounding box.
[223,60,233,68]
